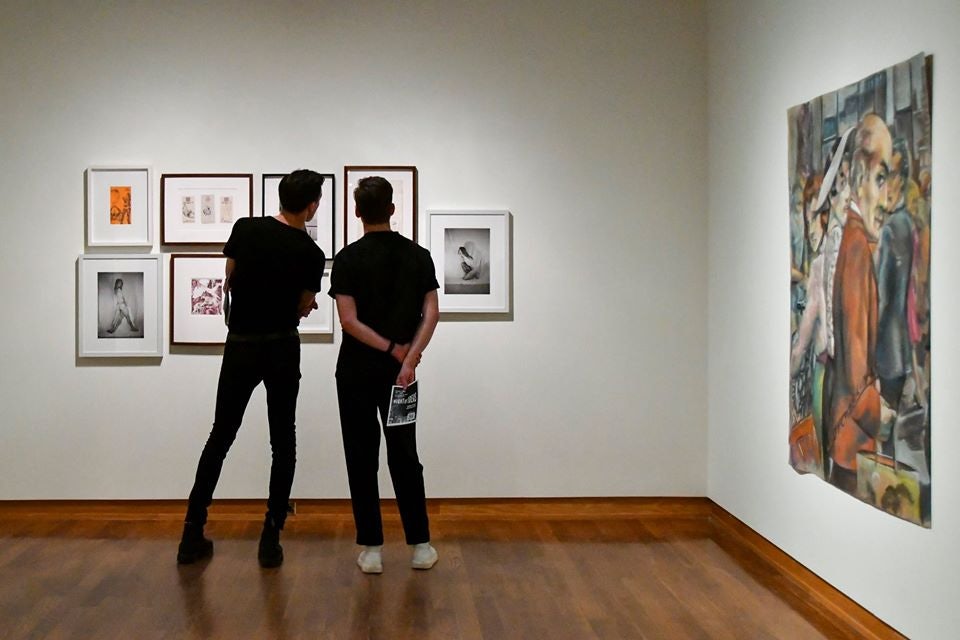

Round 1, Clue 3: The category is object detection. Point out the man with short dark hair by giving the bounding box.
[178,169,327,568]
[875,138,915,412]
[329,176,440,574]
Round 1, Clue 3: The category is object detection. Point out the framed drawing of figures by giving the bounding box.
[298,267,334,335]
[161,174,253,246]
[263,172,336,257]
[170,254,229,345]
[343,166,417,248]
[427,210,511,313]
[77,254,162,357]
[787,53,932,527]
[86,166,153,247]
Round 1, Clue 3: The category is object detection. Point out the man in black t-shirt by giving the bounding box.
[329,176,440,574]
[178,170,327,568]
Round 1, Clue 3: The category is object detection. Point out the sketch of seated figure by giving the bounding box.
[182,196,195,223]
[200,194,215,224]
[458,241,484,281]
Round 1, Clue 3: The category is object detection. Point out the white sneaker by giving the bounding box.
[357,546,383,574]
[411,543,438,570]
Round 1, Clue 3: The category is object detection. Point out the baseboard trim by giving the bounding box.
[0,497,904,638]
[709,504,906,640]
[0,496,712,521]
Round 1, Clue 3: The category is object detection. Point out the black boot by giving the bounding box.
[258,516,283,568]
[177,522,213,565]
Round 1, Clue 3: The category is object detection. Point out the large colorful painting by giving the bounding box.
[787,53,931,527]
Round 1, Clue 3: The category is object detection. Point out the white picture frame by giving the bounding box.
[161,174,253,246]
[427,210,511,313]
[298,267,334,335]
[77,254,162,357]
[85,166,153,247]
[343,166,417,248]
[263,173,336,258]
[170,254,228,345]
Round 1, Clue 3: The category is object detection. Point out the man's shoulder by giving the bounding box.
[392,235,432,260]
[304,238,326,263]
[233,216,262,229]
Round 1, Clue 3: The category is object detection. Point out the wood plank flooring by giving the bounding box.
[0,499,904,639]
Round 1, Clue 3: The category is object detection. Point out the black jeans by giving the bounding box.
[336,370,429,546]
[186,334,301,528]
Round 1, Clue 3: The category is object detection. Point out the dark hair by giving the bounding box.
[279,169,325,213]
[892,138,911,183]
[353,176,393,224]
[114,278,123,290]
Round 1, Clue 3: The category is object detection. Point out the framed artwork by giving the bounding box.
[299,267,334,335]
[343,166,417,247]
[85,166,153,247]
[427,210,511,313]
[161,174,253,245]
[787,52,932,527]
[170,254,228,345]
[263,172,336,258]
[77,254,162,357]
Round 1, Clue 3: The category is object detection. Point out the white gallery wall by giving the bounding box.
[706,1,959,638]
[0,2,708,499]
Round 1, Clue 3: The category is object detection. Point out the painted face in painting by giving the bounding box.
[854,114,893,241]
[886,150,905,212]
[829,159,851,223]
[806,198,826,254]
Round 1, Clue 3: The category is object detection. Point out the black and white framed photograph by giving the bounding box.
[170,254,228,345]
[263,172,335,257]
[77,254,162,357]
[85,166,153,247]
[343,166,417,248]
[298,267,334,335]
[161,174,253,245]
[427,210,511,313]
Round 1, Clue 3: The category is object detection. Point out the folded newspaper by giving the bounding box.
[386,381,418,427]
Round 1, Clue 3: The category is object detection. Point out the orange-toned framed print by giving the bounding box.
[86,166,153,247]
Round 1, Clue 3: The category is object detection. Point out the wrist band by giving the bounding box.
[386,341,395,354]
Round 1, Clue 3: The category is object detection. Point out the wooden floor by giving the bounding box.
[0,499,903,639]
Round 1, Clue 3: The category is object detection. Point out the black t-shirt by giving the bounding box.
[223,217,326,334]
[328,231,438,376]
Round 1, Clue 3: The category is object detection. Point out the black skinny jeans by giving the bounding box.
[186,334,300,528]
[336,369,429,546]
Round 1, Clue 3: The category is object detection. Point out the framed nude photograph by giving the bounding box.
[161,174,253,245]
[343,166,417,248]
[77,254,162,357]
[263,172,336,257]
[86,166,153,247]
[298,267,334,335]
[170,254,229,345]
[427,210,511,313]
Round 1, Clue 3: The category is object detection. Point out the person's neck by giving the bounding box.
[362,222,391,234]
[275,210,307,231]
